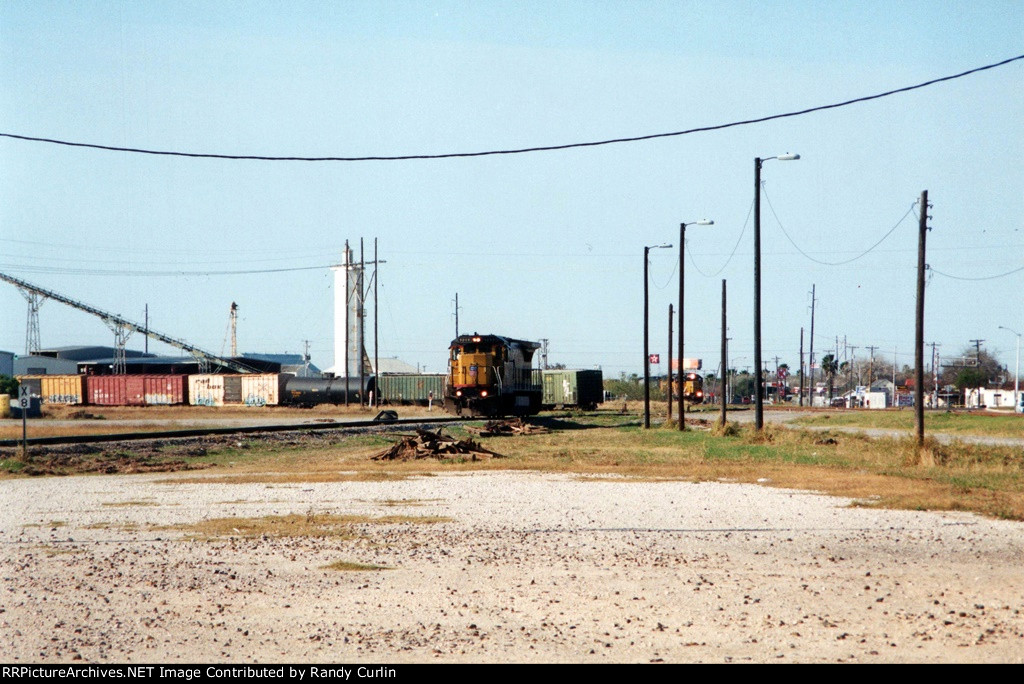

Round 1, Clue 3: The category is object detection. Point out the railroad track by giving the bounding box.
[0,415,469,449]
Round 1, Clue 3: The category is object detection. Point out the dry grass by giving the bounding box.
[321,560,391,571]
[33,545,86,557]
[101,500,160,508]
[165,470,431,485]
[175,512,450,540]
[793,408,1024,438]
[7,409,1023,521]
[2,403,447,440]
[376,498,442,507]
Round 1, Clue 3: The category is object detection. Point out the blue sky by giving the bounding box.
[1,1,1022,377]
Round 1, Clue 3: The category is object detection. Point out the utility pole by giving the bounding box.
[866,345,878,389]
[799,327,805,407]
[914,190,929,447]
[229,302,238,358]
[453,293,460,339]
[360,239,366,408]
[344,241,350,407]
[893,345,897,405]
[773,355,781,403]
[932,342,940,407]
[644,250,651,429]
[374,238,379,407]
[725,336,732,404]
[643,244,672,429]
[667,304,674,426]
[720,280,727,426]
[969,339,985,367]
[144,304,149,354]
[848,345,858,388]
[808,285,817,407]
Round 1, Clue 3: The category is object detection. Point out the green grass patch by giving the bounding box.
[793,410,1024,438]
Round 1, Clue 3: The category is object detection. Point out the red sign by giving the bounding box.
[649,354,660,364]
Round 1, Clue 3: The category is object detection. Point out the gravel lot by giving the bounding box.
[2,470,1022,663]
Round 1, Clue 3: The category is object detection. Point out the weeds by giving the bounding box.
[321,560,390,571]
[175,512,450,540]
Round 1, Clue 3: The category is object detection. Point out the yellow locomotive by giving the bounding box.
[444,334,542,416]
[664,372,705,404]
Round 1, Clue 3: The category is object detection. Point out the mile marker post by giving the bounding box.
[19,385,29,460]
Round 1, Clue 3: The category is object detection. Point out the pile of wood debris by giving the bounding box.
[465,417,551,437]
[371,428,504,461]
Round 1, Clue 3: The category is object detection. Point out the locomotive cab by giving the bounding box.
[445,334,541,416]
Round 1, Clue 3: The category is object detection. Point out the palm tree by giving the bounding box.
[821,354,839,404]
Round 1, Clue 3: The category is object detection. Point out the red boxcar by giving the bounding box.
[85,375,187,406]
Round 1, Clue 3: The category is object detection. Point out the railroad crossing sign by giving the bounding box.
[18,385,29,409]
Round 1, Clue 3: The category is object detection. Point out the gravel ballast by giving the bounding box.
[1,470,1022,663]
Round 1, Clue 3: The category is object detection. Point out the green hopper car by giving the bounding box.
[378,373,447,405]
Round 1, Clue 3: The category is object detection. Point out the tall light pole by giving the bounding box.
[644,243,672,429]
[754,152,800,430]
[1003,325,1019,411]
[678,219,714,431]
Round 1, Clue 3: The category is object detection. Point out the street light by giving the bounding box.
[998,325,1021,412]
[678,219,714,431]
[644,243,673,429]
[754,152,800,430]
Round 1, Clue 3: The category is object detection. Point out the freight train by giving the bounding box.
[13,372,381,409]
[541,369,604,410]
[672,372,705,404]
[12,338,603,414]
[443,334,543,416]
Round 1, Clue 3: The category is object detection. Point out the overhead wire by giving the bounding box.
[0,263,336,277]
[1,54,1021,161]
[928,264,1024,281]
[687,196,755,278]
[762,189,919,265]
[648,255,678,290]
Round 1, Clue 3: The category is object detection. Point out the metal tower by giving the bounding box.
[0,272,261,374]
[21,289,47,355]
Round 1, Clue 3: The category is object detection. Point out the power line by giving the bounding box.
[763,190,918,265]
[2,54,1021,162]
[688,196,755,278]
[0,263,336,277]
[929,264,1024,281]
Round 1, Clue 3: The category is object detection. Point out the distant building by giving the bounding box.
[14,354,81,375]
[964,387,1017,409]
[0,350,13,377]
[243,353,322,378]
[78,355,282,376]
[324,356,421,377]
[33,345,153,361]
[841,387,889,409]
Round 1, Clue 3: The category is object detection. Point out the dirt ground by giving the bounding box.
[1,469,1022,663]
